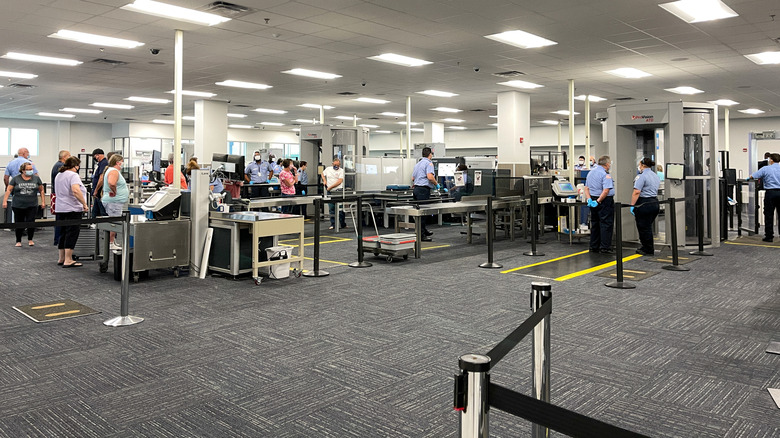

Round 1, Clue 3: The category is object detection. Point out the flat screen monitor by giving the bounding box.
[212,161,235,173]
[212,153,228,163]
[558,182,575,192]
[151,150,161,173]
[666,163,685,180]
[437,162,456,177]
[226,154,245,180]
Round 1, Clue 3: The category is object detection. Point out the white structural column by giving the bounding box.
[56,121,71,151]
[406,96,412,158]
[568,79,575,182]
[423,122,444,143]
[497,90,531,165]
[173,29,183,189]
[724,107,730,152]
[194,99,228,161]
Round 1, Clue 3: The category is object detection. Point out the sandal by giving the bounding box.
[28,241,34,246]
[62,262,83,268]
[57,261,64,266]
[15,242,22,247]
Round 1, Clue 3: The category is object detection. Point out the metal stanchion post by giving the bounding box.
[524,190,544,256]
[303,198,330,277]
[457,354,490,438]
[480,196,502,269]
[606,203,635,289]
[531,282,551,438]
[690,193,713,256]
[349,197,372,268]
[104,212,144,327]
[663,199,690,272]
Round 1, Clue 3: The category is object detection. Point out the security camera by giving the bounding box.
[150,48,161,55]
[361,81,366,86]
[474,66,480,72]
[595,112,608,121]
[644,97,649,102]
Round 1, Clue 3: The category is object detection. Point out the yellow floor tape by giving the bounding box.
[500,250,589,274]
[554,254,643,281]
[302,256,349,266]
[724,241,780,249]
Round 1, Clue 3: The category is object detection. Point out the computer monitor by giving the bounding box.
[666,163,685,180]
[151,150,162,173]
[437,162,456,177]
[212,153,228,163]
[226,154,245,181]
[212,161,235,173]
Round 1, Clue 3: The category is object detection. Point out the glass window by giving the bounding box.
[0,128,9,155]
[10,128,39,156]
[285,143,300,159]
[228,141,245,156]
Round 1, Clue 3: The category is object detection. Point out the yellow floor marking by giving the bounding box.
[31,303,66,310]
[609,273,635,278]
[554,254,643,281]
[45,310,81,317]
[303,256,349,266]
[421,244,451,250]
[501,250,589,274]
[724,241,780,249]
[623,269,646,274]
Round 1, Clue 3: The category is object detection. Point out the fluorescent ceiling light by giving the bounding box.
[431,107,462,113]
[489,115,498,118]
[167,90,216,97]
[354,97,389,104]
[91,102,134,109]
[396,122,420,126]
[2,52,81,66]
[659,0,737,23]
[485,29,557,49]
[229,124,254,129]
[254,108,287,114]
[259,122,284,126]
[282,68,341,80]
[441,118,464,123]
[38,112,74,118]
[410,128,425,132]
[0,70,37,79]
[416,90,458,97]
[551,110,580,115]
[380,112,406,117]
[488,123,498,127]
[215,80,272,90]
[121,0,231,26]
[606,68,651,78]
[665,86,704,95]
[334,116,360,120]
[540,120,560,125]
[368,53,432,67]
[497,80,543,89]
[744,51,780,65]
[739,108,764,115]
[375,130,393,134]
[126,96,170,104]
[299,103,334,109]
[359,124,379,128]
[448,126,467,130]
[60,108,101,114]
[574,95,607,102]
[49,30,143,49]
[708,99,739,106]
[182,116,195,121]
[227,113,247,118]
[153,119,174,124]
[290,128,301,132]
[293,119,317,123]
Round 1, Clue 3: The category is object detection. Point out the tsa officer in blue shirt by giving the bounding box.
[411,147,436,241]
[244,151,274,198]
[583,155,615,253]
[630,157,661,255]
[751,152,780,242]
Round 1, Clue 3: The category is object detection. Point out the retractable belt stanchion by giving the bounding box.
[349,196,372,268]
[524,189,544,256]
[104,212,144,327]
[690,193,713,256]
[480,196,502,269]
[531,282,552,438]
[303,198,329,277]
[663,198,690,272]
[606,203,636,289]
[456,354,490,438]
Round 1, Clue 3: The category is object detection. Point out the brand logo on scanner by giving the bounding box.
[631,114,654,122]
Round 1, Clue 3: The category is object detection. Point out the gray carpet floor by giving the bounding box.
[0,218,778,437]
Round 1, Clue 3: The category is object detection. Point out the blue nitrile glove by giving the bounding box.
[587,198,598,208]
[436,184,442,190]
[302,190,306,195]
[630,206,635,216]
[444,188,448,193]
[249,181,254,185]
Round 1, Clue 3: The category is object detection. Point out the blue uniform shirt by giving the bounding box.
[412,157,435,188]
[585,165,614,197]
[753,162,780,189]
[245,161,272,183]
[634,168,660,197]
[4,157,38,178]
[298,169,308,185]
[211,176,224,193]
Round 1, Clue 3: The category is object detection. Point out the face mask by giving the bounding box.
[254,155,261,161]
[578,160,585,165]
[590,161,595,166]
[25,170,33,176]
[333,165,339,170]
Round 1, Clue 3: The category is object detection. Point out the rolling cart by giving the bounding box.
[351,202,416,262]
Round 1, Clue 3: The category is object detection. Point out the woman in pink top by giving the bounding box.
[279,159,297,213]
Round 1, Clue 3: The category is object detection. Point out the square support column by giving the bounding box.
[423,122,444,143]
[497,91,531,164]
[194,100,227,161]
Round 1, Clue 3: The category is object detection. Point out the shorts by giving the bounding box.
[104,202,125,217]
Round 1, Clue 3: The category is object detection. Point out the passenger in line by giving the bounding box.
[163,153,188,189]
[656,165,665,182]
[279,159,297,214]
[630,157,661,255]
[3,162,45,247]
[584,155,615,254]
[574,155,589,230]
[51,150,71,246]
[411,147,436,241]
[90,148,108,218]
[102,154,129,251]
[322,156,346,230]
[3,147,39,188]
[750,152,780,242]
[54,157,88,268]
[295,161,308,216]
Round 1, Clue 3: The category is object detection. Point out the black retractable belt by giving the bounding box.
[303,198,329,277]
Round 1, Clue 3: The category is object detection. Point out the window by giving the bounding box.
[228,141,246,156]
[10,128,39,156]
[0,128,8,156]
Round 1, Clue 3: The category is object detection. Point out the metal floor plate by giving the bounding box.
[596,268,660,281]
[768,388,780,409]
[766,341,780,355]
[505,251,616,280]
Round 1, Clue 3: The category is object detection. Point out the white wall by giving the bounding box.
[718,116,780,177]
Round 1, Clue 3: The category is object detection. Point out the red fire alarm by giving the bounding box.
[742,148,747,152]
[519,137,524,143]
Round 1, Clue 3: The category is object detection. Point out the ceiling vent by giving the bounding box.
[201,1,254,18]
[123,118,137,121]
[493,70,525,78]
[337,92,358,96]
[6,83,35,89]
[91,58,128,66]
[614,97,634,101]
[232,104,252,108]
[367,117,379,120]
[469,109,486,112]
[160,113,172,116]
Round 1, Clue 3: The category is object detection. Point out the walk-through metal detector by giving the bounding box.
[299,126,369,195]
[607,102,720,248]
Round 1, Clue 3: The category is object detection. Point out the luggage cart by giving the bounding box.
[350,201,416,262]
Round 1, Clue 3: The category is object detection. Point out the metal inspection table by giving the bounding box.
[247,196,315,211]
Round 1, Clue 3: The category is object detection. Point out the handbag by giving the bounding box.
[50,193,56,215]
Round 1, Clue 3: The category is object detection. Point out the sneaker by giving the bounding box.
[600,248,615,254]
[635,248,651,256]
[421,236,433,242]
[762,236,773,242]
[110,242,122,251]
[328,226,334,230]
[589,248,600,253]
[424,230,433,236]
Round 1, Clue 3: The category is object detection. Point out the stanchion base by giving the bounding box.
[103,315,144,327]
[348,261,373,268]
[479,262,503,269]
[302,270,330,277]
[662,264,690,272]
[689,250,713,256]
[523,251,545,256]
[605,281,636,289]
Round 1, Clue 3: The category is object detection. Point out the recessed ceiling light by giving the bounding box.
[744,51,780,65]
[380,112,406,117]
[431,107,463,113]
[448,126,467,130]
[665,86,704,95]
[215,80,272,90]
[299,103,335,109]
[290,128,301,132]
[254,108,287,114]
[488,123,498,127]
[48,30,144,49]
[416,90,458,97]
[485,30,557,49]
[367,53,432,67]
[358,124,379,128]
[659,0,737,23]
[606,68,652,78]
[227,113,247,118]
[0,70,37,79]
[441,118,464,123]
[410,128,425,132]
[489,115,498,118]
[229,124,254,129]
[375,130,393,134]
[551,110,580,115]
[574,95,607,102]
[60,108,101,114]
[182,116,195,121]
[126,96,170,104]
[739,108,765,115]
[497,80,543,89]
[259,122,284,126]
[282,68,341,80]
[540,120,560,125]
[91,102,134,109]
[38,112,75,118]
[166,90,216,98]
[396,122,420,126]
[354,97,390,104]
[708,99,739,106]
[334,116,360,120]
[293,119,317,123]
[2,52,82,66]
[121,0,231,26]
[153,119,174,124]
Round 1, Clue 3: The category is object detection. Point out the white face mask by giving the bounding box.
[578,160,585,165]
[254,155,261,161]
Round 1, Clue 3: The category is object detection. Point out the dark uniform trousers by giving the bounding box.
[589,196,614,250]
[764,189,780,239]
[635,196,660,253]
[412,185,431,234]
